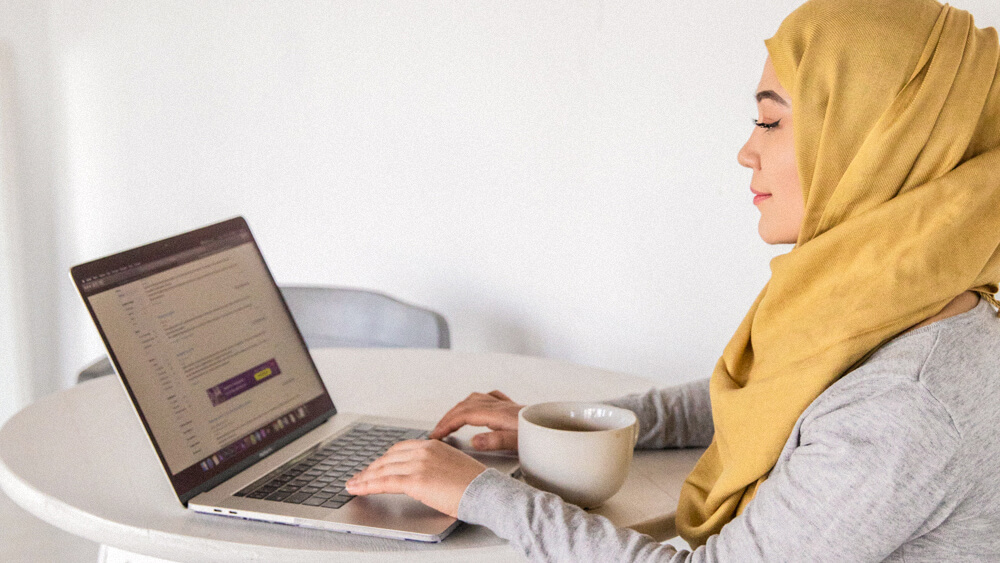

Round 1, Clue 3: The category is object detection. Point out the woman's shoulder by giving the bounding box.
[786,299,1000,533]
[807,298,1000,441]
[831,298,998,385]
[877,296,1000,357]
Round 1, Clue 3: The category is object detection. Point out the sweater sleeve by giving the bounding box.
[458,381,964,562]
[603,378,714,449]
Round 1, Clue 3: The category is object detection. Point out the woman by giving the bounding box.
[347,0,1000,559]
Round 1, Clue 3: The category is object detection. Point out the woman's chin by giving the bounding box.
[757,222,797,245]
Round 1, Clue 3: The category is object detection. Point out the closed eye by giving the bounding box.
[754,119,781,130]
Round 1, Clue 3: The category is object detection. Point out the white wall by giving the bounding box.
[2,0,999,422]
[1,0,62,423]
[0,43,22,423]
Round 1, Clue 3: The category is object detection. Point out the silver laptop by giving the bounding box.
[70,216,517,542]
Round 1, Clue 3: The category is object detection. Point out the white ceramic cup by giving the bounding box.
[517,401,639,509]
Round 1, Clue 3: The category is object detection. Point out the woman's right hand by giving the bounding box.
[429,390,523,451]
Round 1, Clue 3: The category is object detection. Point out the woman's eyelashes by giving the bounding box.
[754,118,781,131]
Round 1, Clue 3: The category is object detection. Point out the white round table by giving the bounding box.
[0,349,703,562]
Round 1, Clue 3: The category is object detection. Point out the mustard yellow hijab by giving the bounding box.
[677,0,1000,546]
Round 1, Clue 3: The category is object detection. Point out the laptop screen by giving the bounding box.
[71,217,336,503]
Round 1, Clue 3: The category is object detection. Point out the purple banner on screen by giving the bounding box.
[207,359,281,407]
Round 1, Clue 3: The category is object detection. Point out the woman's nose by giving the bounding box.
[737,135,759,170]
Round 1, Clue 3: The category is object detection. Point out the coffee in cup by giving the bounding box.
[517,402,639,508]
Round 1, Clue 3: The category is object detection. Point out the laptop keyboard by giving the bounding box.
[235,423,428,509]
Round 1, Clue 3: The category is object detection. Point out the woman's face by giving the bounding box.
[737,56,804,245]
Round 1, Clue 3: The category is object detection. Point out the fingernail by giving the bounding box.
[472,436,484,448]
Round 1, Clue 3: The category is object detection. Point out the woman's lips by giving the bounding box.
[751,188,772,205]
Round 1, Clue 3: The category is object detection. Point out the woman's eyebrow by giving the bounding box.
[755,90,790,107]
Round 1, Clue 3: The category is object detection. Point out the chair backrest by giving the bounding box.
[278,285,450,349]
[77,285,450,383]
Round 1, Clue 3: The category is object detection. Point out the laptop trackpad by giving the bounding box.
[331,493,456,536]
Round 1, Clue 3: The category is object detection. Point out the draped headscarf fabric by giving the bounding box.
[676,0,1000,547]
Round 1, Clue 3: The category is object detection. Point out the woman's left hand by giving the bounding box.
[345,439,487,518]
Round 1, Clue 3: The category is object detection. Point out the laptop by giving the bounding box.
[69,216,518,542]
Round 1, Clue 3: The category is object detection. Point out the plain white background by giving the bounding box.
[2,0,999,426]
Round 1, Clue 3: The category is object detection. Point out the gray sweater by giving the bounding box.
[458,298,1000,562]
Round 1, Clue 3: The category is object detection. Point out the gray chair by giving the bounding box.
[77,285,450,383]
[278,285,450,349]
